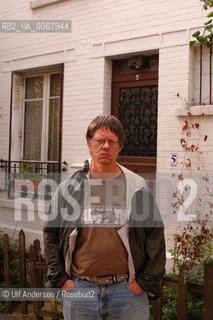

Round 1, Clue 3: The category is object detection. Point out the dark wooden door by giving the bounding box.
[112,57,158,174]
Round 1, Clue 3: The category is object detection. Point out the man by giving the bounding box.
[43,114,165,320]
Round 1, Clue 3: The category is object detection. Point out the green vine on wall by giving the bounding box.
[170,94,213,284]
[190,0,213,48]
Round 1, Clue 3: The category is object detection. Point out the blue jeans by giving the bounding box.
[63,278,149,320]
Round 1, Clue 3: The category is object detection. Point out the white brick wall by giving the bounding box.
[0,0,212,171]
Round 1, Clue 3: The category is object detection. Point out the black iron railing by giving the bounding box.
[0,159,65,198]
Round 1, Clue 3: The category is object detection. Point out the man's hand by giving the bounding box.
[128,280,144,294]
[62,279,74,289]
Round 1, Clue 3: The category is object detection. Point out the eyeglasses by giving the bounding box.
[92,138,119,147]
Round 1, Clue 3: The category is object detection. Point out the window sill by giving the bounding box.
[175,105,213,117]
[30,0,67,10]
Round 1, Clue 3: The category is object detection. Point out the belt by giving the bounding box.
[72,272,128,285]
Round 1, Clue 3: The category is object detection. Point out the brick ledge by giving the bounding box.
[30,0,68,10]
[176,105,213,116]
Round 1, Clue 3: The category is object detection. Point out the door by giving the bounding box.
[112,55,158,174]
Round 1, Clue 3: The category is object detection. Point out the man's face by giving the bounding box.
[87,127,122,168]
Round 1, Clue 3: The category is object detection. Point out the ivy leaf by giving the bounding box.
[205,24,213,31]
[207,11,213,18]
[180,138,186,147]
[192,31,200,38]
[186,131,191,138]
[190,144,195,151]
[197,35,205,43]
[190,40,197,48]
[204,19,212,25]
[186,159,191,168]
[182,120,189,131]
[202,37,209,46]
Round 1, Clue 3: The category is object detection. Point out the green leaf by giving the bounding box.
[205,24,213,31]
[190,40,197,48]
[207,11,213,18]
[202,37,209,46]
[197,35,203,41]
[204,19,212,25]
[192,31,200,38]
[197,35,205,43]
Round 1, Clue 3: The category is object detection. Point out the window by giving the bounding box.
[24,73,61,161]
[11,66,63,162]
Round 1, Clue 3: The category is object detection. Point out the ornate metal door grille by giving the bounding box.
[119,86,158,157]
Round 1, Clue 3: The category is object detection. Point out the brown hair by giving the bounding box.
[86,114,125,147]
